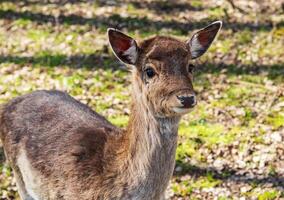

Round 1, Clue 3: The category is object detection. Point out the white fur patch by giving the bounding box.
[172,107,192,114]
[190,35,204,58]
[158,117,180,139]
[123,40,138,64]
[17,150,42,200]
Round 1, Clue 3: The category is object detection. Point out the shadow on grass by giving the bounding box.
[125,0,204,13]
[0,54,283,81]
[196,62,284,81]
[0,0,203,12]
[175,161,284,188]
[0,9,283,33]
[0,54,119,69]
[0,0,88,5]
[0,147,5,164]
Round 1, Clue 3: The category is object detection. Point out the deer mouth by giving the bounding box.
[172,106,193,114]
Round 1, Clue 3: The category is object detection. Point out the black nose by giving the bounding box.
[177,95,196,108]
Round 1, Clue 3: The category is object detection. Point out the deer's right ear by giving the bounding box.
[108,28,139,65]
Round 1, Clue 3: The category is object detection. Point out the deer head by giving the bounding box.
[108,21,222,118]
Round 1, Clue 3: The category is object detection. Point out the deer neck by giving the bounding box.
[123,73,180,198]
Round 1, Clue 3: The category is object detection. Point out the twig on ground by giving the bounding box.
[226,0,248,14]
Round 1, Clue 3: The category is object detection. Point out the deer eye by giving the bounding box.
[187,64,195,74]
[145,67,155,78]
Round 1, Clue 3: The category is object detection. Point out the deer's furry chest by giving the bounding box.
[121,124,178,199]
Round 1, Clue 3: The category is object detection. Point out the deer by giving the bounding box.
[0,21,222,200]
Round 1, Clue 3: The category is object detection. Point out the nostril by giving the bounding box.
[177,95,196,108]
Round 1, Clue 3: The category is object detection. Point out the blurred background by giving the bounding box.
[0,0,283,199]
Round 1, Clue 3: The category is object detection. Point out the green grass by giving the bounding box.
[257,190,280,200]
[266,113,284,129]
[172,172,221,197]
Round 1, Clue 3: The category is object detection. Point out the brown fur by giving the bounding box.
[0,22,221,200]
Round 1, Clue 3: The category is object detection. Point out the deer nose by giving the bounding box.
[177,95,196,108]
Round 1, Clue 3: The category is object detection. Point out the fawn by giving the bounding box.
[0,21,221,200]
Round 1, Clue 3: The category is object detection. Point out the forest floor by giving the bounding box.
[0,0,284,199]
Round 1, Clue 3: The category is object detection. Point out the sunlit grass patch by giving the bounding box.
[180,123,235,146]
[208,6,225,19]
[0,163,19,199]
[176,122,236,162]
[266,112,284,129]
[12,18,33,27]
[249,189,281,200]
[171,173,221,197]
[108,115,129,128]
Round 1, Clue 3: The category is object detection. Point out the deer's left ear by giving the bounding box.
[187,21,222,59]
[108,28,139,65]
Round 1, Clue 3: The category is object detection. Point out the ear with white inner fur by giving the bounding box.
[108,28,139,65]
[187,21,222,59]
